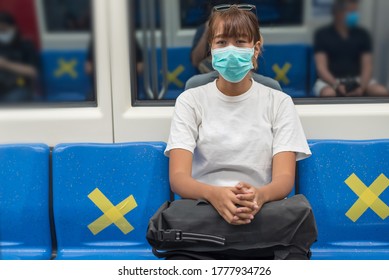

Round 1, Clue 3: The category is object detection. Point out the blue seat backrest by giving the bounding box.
[52,142,170,259]
[298,140,389,259]
[0,144,51,260]
[41,50,91,101]
[258,44,309,98]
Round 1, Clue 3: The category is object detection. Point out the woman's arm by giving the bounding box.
[169,148,214,200]
[256,151,296,202]
[169,148,257,225]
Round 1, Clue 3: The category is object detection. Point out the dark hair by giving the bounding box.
[207,5,262,69]
[0,11,16,26]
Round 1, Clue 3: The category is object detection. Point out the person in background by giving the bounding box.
[313,0,389,97]
[0,11,39,102]
[191,0,237,73]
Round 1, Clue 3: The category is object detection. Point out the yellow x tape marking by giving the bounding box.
[272,63,292,85]
[16,77,26,87]
[345,173,389,222]
[87,188,137,235]
[167,65,185,88]
[54,58,78,78]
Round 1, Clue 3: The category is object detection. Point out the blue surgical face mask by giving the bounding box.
[345,11,359,27]
[211,45,254,83]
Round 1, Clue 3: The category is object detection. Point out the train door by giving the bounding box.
[110,0,175,143]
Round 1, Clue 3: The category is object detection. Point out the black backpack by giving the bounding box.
[146,194,318,260]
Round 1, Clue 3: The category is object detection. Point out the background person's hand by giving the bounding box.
[336,84,347,96]
[346,86,364,97]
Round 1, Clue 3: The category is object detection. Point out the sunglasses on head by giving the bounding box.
[213,4,257,17]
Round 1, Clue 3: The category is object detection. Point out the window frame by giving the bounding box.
[38,0,92,34]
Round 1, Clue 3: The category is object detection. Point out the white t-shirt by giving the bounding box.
[165,80,311,187]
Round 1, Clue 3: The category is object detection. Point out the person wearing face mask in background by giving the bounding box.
[313,0,389,97]
[190,0,236,74]
[165,4,314,260]
[0,11,39,103]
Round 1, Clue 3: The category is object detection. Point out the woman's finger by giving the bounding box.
[233,197,259,210]
[236,193,255,201]
[234,212,254,220]
[231,218,252,225]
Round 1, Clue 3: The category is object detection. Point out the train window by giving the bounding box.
[43,0,91,32]
[130,0,168,105]
[0,0,95,106]
[180,0,304,29]
[130,0,389,106]
[131,0,305,105]
[133,0,161,30]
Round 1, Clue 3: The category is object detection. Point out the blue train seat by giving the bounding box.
[298,140,389,259]
[0,144,51,260]
[52,142,170,259]
[41,50,91,102]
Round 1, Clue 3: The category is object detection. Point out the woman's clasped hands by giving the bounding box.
[207,182,266,225]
